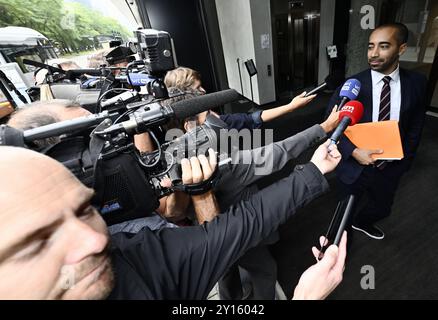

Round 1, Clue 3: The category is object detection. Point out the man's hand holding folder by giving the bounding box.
[344,120,404,165]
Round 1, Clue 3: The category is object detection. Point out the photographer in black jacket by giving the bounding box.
[0,143,345,300]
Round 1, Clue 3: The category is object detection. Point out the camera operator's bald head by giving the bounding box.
[0,147,114,299]
[8,100,91,129]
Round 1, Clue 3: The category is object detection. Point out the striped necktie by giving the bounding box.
[376,75,392,169]
[379,76,392,121]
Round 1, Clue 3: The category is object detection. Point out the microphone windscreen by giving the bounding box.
[339,78,361,100]
[339,100,364,125]
[171,89,241,120]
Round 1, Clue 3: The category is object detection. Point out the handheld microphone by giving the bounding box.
[329,100,364,144]
[337,79,361,111]
[125,73,155,86]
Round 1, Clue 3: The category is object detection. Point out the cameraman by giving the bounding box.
[0,142,345,300]
[6,99,220,233]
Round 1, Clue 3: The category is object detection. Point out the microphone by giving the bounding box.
[171,89,241,120]
[337,78,361,111]
[127,73,155,86]
[329,100,364,144]
[96,89,241,136]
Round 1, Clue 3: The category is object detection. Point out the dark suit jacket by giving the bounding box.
[326,68,427,184]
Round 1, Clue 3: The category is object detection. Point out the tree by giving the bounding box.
[0,0,131,55]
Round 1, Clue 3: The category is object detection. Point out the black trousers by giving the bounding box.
[218,243,277,300]
[337,165,403,227]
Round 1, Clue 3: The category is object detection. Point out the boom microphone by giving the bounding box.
[171,89,241,120]
[337,79,361,111]
[329,100,364,144]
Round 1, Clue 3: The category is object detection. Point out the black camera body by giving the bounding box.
[3,29,234,226]
[135,29,177,77]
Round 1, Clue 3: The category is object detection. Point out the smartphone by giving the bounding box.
[318,195,355,259]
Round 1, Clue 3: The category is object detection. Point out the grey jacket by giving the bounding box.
[215,124,327,209]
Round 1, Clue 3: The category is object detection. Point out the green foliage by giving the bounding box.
[0,0,131,54]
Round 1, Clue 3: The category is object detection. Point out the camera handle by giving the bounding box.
[172,167,220,196]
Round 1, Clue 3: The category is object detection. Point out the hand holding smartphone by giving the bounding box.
[318,195,355,260]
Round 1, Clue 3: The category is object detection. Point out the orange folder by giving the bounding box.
[344,120,404,160]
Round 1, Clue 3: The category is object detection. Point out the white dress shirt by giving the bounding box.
[371,65,401,122]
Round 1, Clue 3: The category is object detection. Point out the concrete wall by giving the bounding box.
[346,0,383,76]
[251,0,276,104]
[317,0,336,83]
[215,0,276,105]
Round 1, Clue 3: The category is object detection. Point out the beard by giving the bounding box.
[52,248,115,300]
[368,54,399,73]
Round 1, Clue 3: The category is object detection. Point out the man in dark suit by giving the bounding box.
[326,23,427,240]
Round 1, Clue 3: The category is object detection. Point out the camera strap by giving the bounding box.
[172,167,219,195]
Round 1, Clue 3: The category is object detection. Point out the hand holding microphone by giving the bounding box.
[311,140,342,175]
[320,105,340,133]
[329,100,364,145]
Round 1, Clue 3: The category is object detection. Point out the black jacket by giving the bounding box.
[108,162,329,299]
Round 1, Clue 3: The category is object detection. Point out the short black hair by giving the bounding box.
[373,23,409,45]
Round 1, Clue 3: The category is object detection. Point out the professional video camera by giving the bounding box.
[1,28,240,225]
[100,28,178,102]
[0,88,240,225]
[23,29,177,112]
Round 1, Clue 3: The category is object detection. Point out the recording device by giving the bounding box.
[3,29,237,225]
[304,73,345,97]
[142,113,228,195]
[0,89,240,225]
[337,78,361,111]
[318,195,355,259]
[329,100,364,144]
[134,29,177,77]
[304,82,328,97]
